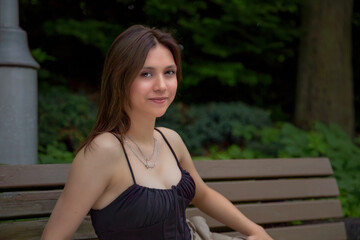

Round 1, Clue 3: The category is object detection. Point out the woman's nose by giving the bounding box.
[154,75,167,91]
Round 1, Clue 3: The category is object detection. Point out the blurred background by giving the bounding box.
[19,0,359,219]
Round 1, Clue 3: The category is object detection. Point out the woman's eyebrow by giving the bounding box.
[165,65,177,69]
[142,65,177,70]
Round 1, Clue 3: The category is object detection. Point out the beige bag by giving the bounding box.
[187,216,247,240]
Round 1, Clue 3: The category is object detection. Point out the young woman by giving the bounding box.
[41,25,274,240]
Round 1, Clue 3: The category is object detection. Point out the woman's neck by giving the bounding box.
[126,112,156,144]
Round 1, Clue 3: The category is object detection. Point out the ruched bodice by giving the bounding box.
[90,129,196,240]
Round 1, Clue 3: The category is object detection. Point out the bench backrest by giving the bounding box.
[189,158,347,240]
[0,158,347,240]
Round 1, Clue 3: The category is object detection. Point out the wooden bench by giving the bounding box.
[0,157,347,240]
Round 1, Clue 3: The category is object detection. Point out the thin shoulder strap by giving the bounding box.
[110,132,136,184]
[154,128,181,168]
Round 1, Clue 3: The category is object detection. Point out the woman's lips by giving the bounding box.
[149,97,167,104]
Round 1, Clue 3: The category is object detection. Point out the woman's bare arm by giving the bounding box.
[41,133,121,240]
[159,128,273,240]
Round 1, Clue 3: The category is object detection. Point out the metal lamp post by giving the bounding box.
[0,0,39,164]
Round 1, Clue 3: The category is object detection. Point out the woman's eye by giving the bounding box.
[165,70,176,76]
[141,72,152,78]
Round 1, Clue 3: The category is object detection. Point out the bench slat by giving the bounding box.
[194,158,333,180]
[0,178,340,219]
[0,190,61,218]
[0,216,97,240]
[265,222,347,240]
[207,178,340,202]
[0,164,70,189]
[186,199,343,226]
[225,222,347,240]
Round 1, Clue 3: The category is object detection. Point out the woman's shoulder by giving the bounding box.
[66,132,125,195]
[155,127,187,152]
[91,132,122,150]
[155,127,191,164]
[155,127,183,142]
[76,132,124,165]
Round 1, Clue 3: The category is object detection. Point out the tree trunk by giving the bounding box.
[295,0,354,136]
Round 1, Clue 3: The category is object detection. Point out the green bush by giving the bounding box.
[157,102,271,155]
[38,85,96,163]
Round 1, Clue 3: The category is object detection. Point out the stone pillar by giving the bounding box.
[0,0,40,164]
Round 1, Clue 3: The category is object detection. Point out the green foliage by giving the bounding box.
[20,0,360,130]
[38,86,96,164]
[355,135,360,145]
[43,19,122,54]
[206,122,360,217]
[30,48,68,84]
[183,62,273,87]
[157,102,271,155]
[28,0,300,89]
[353,12,360,26]
[39,142,74,164]
[31,48,56,63]
[144,0,300,88]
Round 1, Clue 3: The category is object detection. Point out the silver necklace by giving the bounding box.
[125,135,158,169]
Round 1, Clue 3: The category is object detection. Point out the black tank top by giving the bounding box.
[90,128,196,240]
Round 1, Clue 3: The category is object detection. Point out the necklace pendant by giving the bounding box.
[146,162,155,169]
[125,135,158,170]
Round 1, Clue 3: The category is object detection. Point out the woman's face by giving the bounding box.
[128,44,178,119]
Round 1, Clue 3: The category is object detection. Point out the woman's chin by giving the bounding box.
[154,111,167,118]
[153,108,169,118]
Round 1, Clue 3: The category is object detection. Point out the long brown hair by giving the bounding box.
[77,25,182,153]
